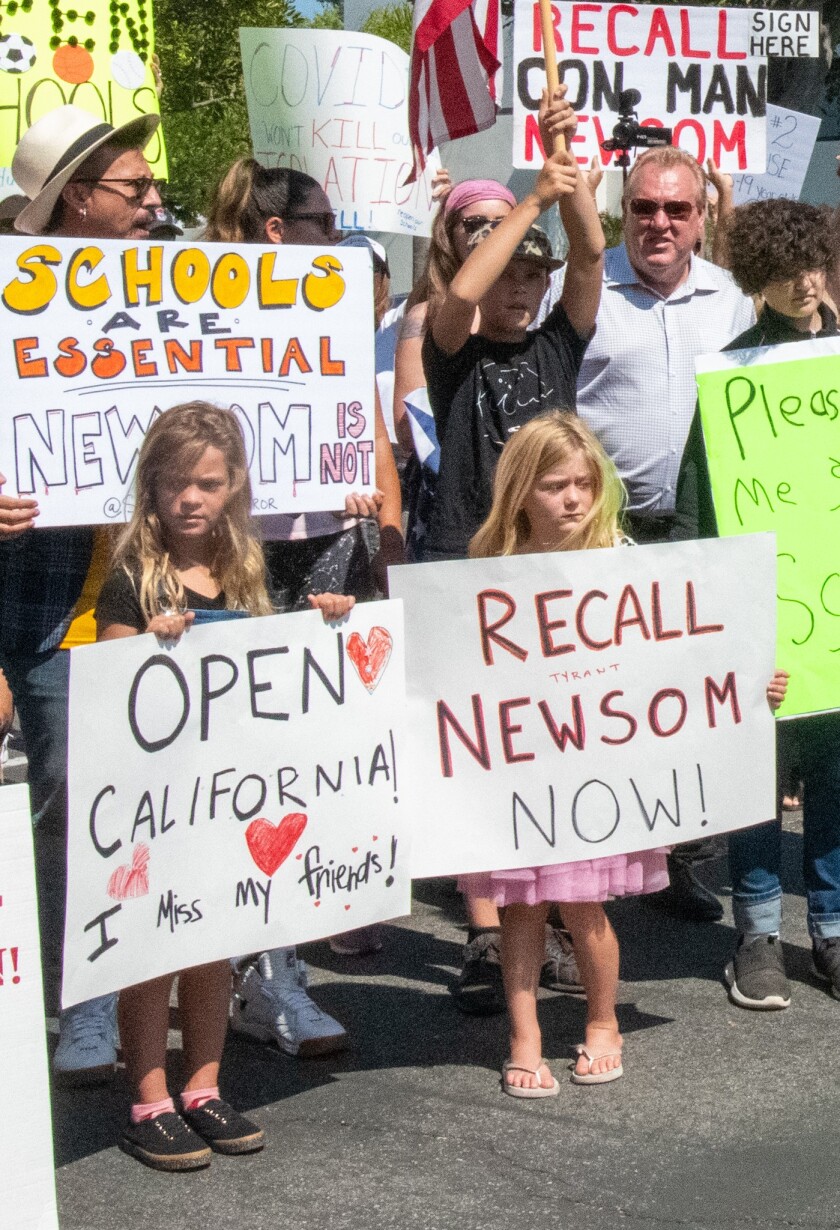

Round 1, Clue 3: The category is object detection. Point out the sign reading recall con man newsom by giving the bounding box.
[696,338,840,719]
[0,236,376,526]
[513,3,817,173]
[389,537,777,880]
[62,603,409,1007]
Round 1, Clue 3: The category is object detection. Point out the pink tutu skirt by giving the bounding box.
[458,849,670,908]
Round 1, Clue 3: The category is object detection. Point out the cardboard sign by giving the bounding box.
[0,0,165,179]
[240,28,441,237]
[63,602,410,1007]
[0,785,59,1230]
[731,104,821,205]
[389,538,777,879]
[696,339,840,719]
[0,235,376,526]
[513,1,771,171]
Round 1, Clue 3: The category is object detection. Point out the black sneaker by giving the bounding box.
[724,934,791,1010]
[182,1099,265,1155]
[121,1112,213,1172]
[812,937,840,1000]
[450,931,505,1016]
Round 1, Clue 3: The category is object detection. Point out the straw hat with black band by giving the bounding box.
[12,104,160,236]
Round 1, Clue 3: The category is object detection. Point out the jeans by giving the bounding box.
[0,646,69,1013]
[729,714,840,940]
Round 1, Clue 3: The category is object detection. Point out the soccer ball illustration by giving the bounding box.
[0,33,37,75]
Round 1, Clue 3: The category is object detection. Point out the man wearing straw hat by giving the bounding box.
[0,105,162,1083]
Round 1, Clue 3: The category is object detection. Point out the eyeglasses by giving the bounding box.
[285,210,337,234]
[628,198,697,222]
[74,177,164,204]
[458,214,502,235]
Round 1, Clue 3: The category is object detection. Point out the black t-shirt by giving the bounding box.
[421,301,589,560]
[96,567,226,633]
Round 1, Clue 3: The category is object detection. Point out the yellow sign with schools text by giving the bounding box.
[0,0,165,181]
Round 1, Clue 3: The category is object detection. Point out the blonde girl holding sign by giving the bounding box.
[96,401,353,1170]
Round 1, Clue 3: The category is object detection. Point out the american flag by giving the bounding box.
[407,0,502,180]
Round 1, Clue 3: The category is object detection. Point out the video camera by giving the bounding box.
[600,89,673,168]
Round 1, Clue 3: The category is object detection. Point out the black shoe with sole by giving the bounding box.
[450,931,505,1016]
[725,934,791,1010]
[812,937,840,1000]
[182,1098,265,1155]
[121,1112,213,1172]
[649,855,724,923]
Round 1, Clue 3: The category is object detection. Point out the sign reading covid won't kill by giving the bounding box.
[0,236,376,526]
[63,603,409,1007]
[389,537,777,879]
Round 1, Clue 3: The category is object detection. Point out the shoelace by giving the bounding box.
[63,1008,111,1047]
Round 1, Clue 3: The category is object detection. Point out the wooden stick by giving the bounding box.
[538,0,566,153]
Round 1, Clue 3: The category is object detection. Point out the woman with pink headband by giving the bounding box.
[392,177,516,526]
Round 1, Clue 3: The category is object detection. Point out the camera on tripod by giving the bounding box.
[600,89,673,168]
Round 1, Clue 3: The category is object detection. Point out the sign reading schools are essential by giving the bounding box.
[731,104,822,207]
[240,28,441,238]
[63,603,410,1007]
[389,537,777,879]
[0,0,166,178]
[696,339,840,719]
[0,785,59,1230]
[0,236,376,527]
[513,1,782,172]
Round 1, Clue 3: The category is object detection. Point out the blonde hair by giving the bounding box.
[469,413,626,558]
[113,401,273,621]
[623,146,707,213]
[203,159,319,244]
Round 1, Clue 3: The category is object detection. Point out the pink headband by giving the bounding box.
[444,179,517,216]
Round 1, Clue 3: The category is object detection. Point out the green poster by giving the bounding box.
[696,337,840,718]
[0,0,165,180]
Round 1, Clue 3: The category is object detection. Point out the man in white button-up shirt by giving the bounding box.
[539,147,754,541]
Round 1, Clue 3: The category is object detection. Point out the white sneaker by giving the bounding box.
[230,948,348,1057]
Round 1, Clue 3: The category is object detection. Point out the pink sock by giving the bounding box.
[130,1097,175,1124]
[181,1085,219,1112]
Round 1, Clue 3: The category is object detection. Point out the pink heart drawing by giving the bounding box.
[107,844,150,901]
[346,627,393,692]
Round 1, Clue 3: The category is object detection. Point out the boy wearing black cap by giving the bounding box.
[421,93,604,562]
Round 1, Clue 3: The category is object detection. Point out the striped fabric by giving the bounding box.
[407,0,501,180]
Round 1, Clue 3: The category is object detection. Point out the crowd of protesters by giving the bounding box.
[1,85,839,1170]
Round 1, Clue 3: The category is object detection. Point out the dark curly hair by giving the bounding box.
[726,199,835,297]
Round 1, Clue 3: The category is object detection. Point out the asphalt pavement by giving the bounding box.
[49,809,840,1230]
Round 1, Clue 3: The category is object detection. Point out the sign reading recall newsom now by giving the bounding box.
[390,537,777,879]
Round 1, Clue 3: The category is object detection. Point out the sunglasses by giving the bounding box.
[628,198,697,222]
[458,214,502,236]
[75,177,164,204]
[285,210,337,233]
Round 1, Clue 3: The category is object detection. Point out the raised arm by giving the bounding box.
[539,88,605,338]
[431,154,578,355]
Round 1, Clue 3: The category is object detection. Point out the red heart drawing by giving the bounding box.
[352,846,358,853]
[346,627,393,692]
[344,904,351,910]
[107,844,150,901]
[372,835,379,841]
[246,813,307,877]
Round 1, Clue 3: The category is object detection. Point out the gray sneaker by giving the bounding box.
[541,925,585,994]
[725,934,791,1010]
[812,936,840,1000]
[450,931,505,1016]
[53,993,118,1084]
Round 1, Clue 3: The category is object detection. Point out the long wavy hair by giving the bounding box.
[112,402,273,620]
[470,413,626,558]
[202,159,320,244]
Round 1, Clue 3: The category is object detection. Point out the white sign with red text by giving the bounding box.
[389,537,777,879]
[0,785,59,1230]
[512,1,802,172]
